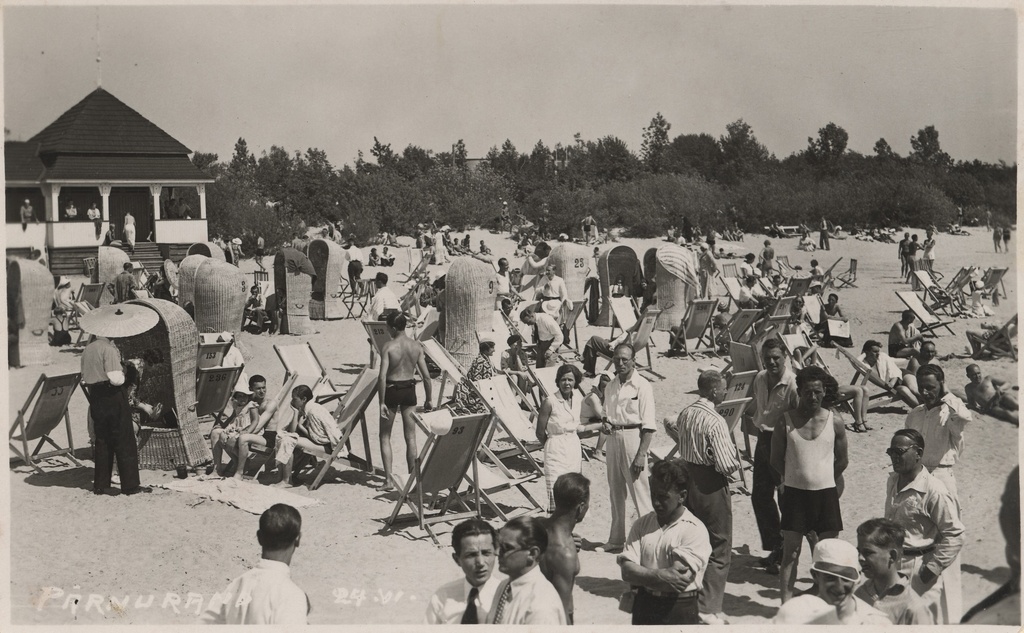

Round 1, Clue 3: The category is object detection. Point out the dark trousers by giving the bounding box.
[632,589,699,625]
[535,338,554,368]
[94,218,103,239]
[685,462,732,614]
[88,382,140,492]
[751,430,782,552]
[819,231,830,250]
[585,277,600,324]
[348,260,363,287]
[582,335,613,374]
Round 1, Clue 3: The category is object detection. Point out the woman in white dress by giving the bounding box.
[536,364,601,512]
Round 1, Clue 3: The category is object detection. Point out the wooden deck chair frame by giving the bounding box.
[274,342,342,399]
[969,314,1017,361]
[364,320,393,366]
[237,373,299,478]
[564,300,587,351]
[608,295,639,337]
[474,375,545,477]
[197,335,234,370]
[833,258,858,288]
[725,341,760,375]
[944,266,977,299]
[72,301,96,346]
[9,372,84,473]
[817,257,844,292]
[422,338,467,408]
[195,364,246,419]
[386,412,493,546]
[78,283,105,309]
[803,294,825,328]
[599,308,662,377]
[979,267,1009,301]
[720,277,744,309]
[783,276,812,298]
[669,299,718,357]
[307,365,382,489]
[770,295,795,318]
[776,256,797,278]
[398,253,431,285]
[833,345,903,405]
[912,270,962,316]
[720,262,739,278]
[895,291,955,336]
[726,309,762,344]
[469,444,545,522]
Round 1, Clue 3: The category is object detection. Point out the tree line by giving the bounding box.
[192,115,1015,249]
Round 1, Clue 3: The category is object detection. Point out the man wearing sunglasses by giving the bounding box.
[488,516,566,624]
[883,428,965,624]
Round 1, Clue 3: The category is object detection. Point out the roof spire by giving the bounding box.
[95,8,102,88]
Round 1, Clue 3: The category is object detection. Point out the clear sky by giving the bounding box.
[3,3,1017,168]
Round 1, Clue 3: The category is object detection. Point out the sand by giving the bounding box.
[7,225,1018,625]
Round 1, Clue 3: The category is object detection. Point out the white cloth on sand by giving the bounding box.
[156,476,319,515]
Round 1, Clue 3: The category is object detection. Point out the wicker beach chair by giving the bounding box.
[274,248,316,335]
[9,372,84,473]
[549,242,591,301]
[308,238,347,320]
[654,244,700,332]
[122,298,212,471]
[176,254,210,316]
[96,246,131,288]
[194,259,246,335]
[596,245,641,326]
[444,257,499,368]
[8,259,53,367]
[187,241,227,261]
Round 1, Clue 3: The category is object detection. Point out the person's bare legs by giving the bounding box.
[894,384,920,408]
[232,433,267,480]
[893,347,919,360]
[836,384,870,430]
[210,429,227,473]
[379,408,399,491]
[400,404,419,477]
[780,530,804,603]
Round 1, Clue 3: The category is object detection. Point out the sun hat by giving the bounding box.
[79,304,159,338]
[57,276,71,288]
[541,299,561,316]
[231,238,242,245]
[810,538,860,582]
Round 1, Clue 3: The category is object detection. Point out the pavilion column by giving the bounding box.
[197,183,207,219]
[150,184,162,220]
[99,184,112,223]
[48,184,62,222]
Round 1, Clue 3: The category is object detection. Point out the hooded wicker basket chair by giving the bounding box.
[444,257,498,368]
[121,298,211,470]
[548,242,591,300]
[194,259,246,335]
[274,248,316,335]
[8,258,53,366]
[307,238,347,319]
[95,246,131,305]
[643,247,658,285]
[596,245,641,326]
[186,241,227,261]
[654,244,700,331]
[176,254,210,317]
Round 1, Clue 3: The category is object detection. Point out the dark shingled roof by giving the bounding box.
[29,87,191,156]
[4,141,45,182]
[44,155,213,181]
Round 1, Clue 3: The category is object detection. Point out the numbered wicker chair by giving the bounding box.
[444,257,497,368]
[549,242,591,300]
[274,248,316,335]
[95,246,131,305]
[596,245,641,326]
[654,243,700,332]
[176,254,210,316]
[121,298,211,471]
[194,259,246,335]
[8,259,53,367]
[307,238,347,319]
[187,241,227,261]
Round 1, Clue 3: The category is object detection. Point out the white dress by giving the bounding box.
[543,390,582,511]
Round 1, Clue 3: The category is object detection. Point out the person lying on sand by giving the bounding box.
[963,364,1018,426]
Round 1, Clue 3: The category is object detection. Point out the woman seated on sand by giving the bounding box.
[798,232,816,252]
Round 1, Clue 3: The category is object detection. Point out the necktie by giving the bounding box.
[461,587,479,624]
[492,582,512,624]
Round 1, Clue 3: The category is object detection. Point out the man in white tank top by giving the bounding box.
[770,365,849,604]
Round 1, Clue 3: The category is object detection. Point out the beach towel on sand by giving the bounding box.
[156,476,320,515]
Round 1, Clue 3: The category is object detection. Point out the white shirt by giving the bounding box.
[492,565,566,625]
[858,352,902,386]
[604,370,656,431]
[904,392,971,470]
[347,246,363,262]
[200,559,308,625]
[367,286,400,321]
[425,573,504,624]
[534,311,562,343]
[622,509,712,592]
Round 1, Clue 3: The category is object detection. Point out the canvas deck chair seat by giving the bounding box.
[304,365,381,489]
[776,255,798,278]
[78,283,105,309]
[412,307,440,342]
[978,267,1009,302]
[399,253,430,285]
[194,364,246,422]
[896,291,955,336]
[385,411,493,546]
[969,314,1017,361]
[724,341,760,376]
[608,295,639,336]
[364,320,393,366]
[833,345,902,406]
[721,276,744,309]
[783,275,812,298]
[726,309,762,344]
[944,266,977,299]
[197,333,235,370]
[912,270,962,316]
[564,300,587,351]
[669,299,718,357]
[833,259,858,288]
[465,444,544,522]
[474,375,544,476]
[720,262,739,278]
[817,257,844,292]
[274,342,344,402]
[9,372,84,473]
[422,338,468,407]
[598,308,662,376]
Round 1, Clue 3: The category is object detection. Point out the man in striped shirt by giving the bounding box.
[665,370,740,624]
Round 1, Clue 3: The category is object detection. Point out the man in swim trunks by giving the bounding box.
[963,364,1018,426]
[378,312,433,491]
[889,310,925,359]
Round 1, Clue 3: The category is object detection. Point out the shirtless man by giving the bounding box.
[540,473,590,624]
[900,341,938,406]
[378,312,433,491]
[889,310,925,359]
[963,364,1018,425]
[232,376,282,480]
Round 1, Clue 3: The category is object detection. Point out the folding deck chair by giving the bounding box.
[720,262,739,279]
[197,333,235,370]
[78,283,105,309]
[564,300,587,351]
[9,372,84,473]
[833,259,858,288]
[912,270,963,316]
[895,291,955,336]
[608,295,639,336]
[977,267,1009,304]
[783,276,812,298]
[776,256,798,278]
[816,257,844,292]
[770,295,795,318]
[726,341,760,374]
[833,345,904,407]
[422,338,468,407]
[668,300,718,357]
[386,411,493,546]
[306,365,381,489]
[968,314,1017,361]
[725,309,762,344]
[398,253,430,285]
[475,375,544,476]
[599,308,663,376]
[364,320,393,366]
[944,266,977,300]
[274,342,345,401]
[194,364,246,421]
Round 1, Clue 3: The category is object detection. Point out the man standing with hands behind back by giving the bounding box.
[598,343,656,554]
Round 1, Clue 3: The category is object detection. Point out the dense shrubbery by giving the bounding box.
[195,117,1015,247]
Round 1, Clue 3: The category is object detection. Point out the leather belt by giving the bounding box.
[641,588,698,599]
[903,544,936,557]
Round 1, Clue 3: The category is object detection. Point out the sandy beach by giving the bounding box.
[7,226,1018,625]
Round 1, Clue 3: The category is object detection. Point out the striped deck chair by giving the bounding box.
[720,277,744,309]
[9,372,84,473]
[669,299,718,357]
[896,291,955,337]
[720,262,739,278]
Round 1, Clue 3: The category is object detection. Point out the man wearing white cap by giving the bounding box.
[773,538,889,625]
[229,237,244,266]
